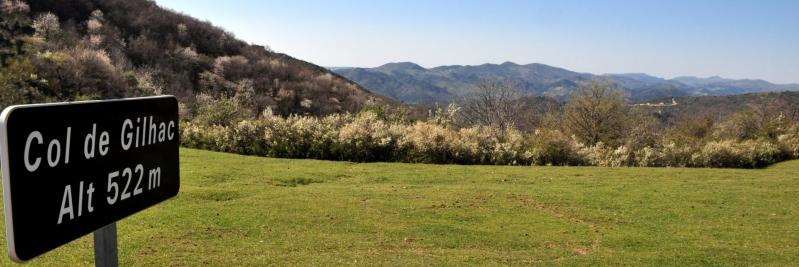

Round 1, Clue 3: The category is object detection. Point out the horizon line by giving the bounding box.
[327,61,799,85]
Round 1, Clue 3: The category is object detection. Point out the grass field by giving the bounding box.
[2,148,798,266]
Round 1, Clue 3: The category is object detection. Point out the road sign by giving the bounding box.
[0,96,180,262]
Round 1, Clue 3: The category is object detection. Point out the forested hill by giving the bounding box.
[1,0,395,117]
[334,62,799,104]
[637,91,799,124]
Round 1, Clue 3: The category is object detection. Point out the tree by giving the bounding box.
[0,56,46,108]
[671,113,714,142]
[564,80,628,145]
[194,93,242,126]
[0,0,31,66]
[625,108,661,149]
[32,12,60,40]
[459,80,523,129]
[712,108,785,141]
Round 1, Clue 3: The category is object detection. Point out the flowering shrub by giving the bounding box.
[400,121,457,163]
[777,126,799,158]
[634,146,665,167]
[698,140,783,168]
[232,120,266,155]
[659,142,698,167]
[526,129,584,166]
[491,127,528,165]
[180,112,798,168]
[778,134,799,158]
[181,121,232,152]
[582,143,635,167]
[263,114,330,159]
[337,112,397,162]
[737,140,783,168]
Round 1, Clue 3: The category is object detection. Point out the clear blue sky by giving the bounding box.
[155,0,799,84]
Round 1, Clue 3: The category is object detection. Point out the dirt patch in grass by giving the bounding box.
[186,190,244,202]
[275,177,322,187]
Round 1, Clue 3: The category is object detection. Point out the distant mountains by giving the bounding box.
[333,62,799,104]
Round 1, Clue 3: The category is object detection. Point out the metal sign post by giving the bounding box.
[93,223,118,267]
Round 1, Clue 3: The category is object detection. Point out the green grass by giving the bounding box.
[2,148,798,266]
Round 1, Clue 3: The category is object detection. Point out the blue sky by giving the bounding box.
[155,0,799,83]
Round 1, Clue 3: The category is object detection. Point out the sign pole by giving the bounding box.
[93,223,118,267]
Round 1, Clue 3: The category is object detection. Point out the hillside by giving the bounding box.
[334,62,799,104]
[334,62,591,103]
[635,91,799,123]
[1,0,395,116]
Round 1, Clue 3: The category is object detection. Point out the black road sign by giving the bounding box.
[0,96,180,262]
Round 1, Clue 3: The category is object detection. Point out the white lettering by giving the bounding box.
[167,121,175,140]
[46,139,61,167]
[135,117,140,148]
[99,131,109,156]
[58,185,74,224]
[148,167,161,189]
[158,122,166,142]
[64,127,71,164]
[107,171,119,205]
[121,119,133,150]
[84,124,96,159]
[77,181,83,217]
[24,131,42,172]
[148,116,156,145]
[86,182,95,213]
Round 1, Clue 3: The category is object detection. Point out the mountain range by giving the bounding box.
[333,62,799,104]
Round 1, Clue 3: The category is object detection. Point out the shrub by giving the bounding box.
[179,121,233,152]
[179,121,205,149]
[232,120,266,155]
[194,93,242,127]
[312,114,347,159]
[635,146,665,167]
[526,129,584,166]
[262,114,316,158]
[736,140,783,168]
[336,112,397,161]
[659,142,699,167]
[400,121,457,164]
[489,127,528,165]
[179,111,797,169]
[208,124,235,152]
[698,140,782,168]
[582,143,634,167]
[713,110,761,141]
[453,126,493,164]
[448,125,529,165]
[778,133,799,158]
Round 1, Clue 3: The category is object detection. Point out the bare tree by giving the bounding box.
[459,80,523,129]
[564,80,628,145]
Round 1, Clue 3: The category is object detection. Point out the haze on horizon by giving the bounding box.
[155,0,799,84]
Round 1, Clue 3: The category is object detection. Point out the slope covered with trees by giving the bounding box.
[639,91,799,124]
[1,0,395,118]
[333,62,799,104]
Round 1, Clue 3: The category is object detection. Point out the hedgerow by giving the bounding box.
[180,111,798,168]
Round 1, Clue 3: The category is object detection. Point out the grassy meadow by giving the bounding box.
[1,148,798,266]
